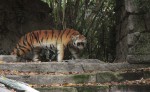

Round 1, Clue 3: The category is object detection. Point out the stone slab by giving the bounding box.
[125,0,139,13]
[0,87,12,92]
[0,61,149,73]
[5,69,150,85]
[36,85,150,92]
[127,55,150,64]
[0,55,17,62]
[6,74,96,85]
[127,32,140,47]
[37,87,78,92]
[128,15,146,33]
[128,33,150,55]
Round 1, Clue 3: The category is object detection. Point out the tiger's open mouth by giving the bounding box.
[77,42,84,46]
[76,42,86,49]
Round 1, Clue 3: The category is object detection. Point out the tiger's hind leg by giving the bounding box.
[47,49,56,62]
[33,48,41,62]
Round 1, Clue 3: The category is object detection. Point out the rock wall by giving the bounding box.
[115,0,150,63]
[0,0,53,53]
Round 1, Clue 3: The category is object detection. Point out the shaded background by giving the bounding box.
[0,0,150,62]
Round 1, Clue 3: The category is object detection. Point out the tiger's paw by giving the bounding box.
[33,58,41,62]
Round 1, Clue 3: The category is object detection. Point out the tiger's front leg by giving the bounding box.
[57,44,64,62]
[69,48,80,59]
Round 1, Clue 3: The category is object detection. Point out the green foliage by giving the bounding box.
[41,0,116,62]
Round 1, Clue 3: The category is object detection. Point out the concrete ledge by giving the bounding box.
[0,60,149,73]
[0,55,17,62]
[36,85,150,92]
[127,55,150,64]
[5,70,150,85]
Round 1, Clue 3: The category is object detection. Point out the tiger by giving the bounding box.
[11,28,87,62]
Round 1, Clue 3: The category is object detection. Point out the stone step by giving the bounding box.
[0,59,149,73]
[1,59,150,92]
[4,69,150,85]
[36,85,150,92]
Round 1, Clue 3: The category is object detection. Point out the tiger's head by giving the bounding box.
[71,35,87,50]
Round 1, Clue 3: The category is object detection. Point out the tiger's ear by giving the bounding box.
[71,35,79,40]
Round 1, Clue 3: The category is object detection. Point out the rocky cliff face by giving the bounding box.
[0,0,53,53]
[115,0,150,63]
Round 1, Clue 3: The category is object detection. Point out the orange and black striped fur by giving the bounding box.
[11,29,87,62]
